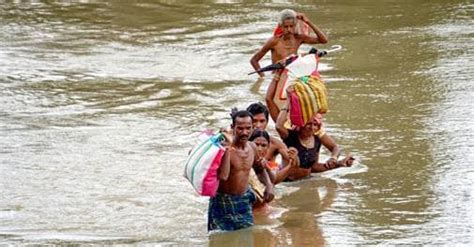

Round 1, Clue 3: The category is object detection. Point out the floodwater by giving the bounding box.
[1,1,473,246]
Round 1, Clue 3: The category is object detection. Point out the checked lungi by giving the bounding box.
[208,188,256,231]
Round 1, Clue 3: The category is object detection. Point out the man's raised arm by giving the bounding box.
[297,13,328,44]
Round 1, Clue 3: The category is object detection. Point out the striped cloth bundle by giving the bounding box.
[289,76,329,127]
[184,133,225,196]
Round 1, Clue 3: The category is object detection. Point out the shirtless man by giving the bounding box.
[246,102,300,184]
[250,9,328,122]
[247,102,288,163]
[250,9,328,77]
[208,110,274,232]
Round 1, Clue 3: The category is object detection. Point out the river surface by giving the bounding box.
[1,1,473,246]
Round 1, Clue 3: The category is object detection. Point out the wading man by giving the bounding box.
[208,110,274,231]
[250,9,328,122]
[250,9,328,77]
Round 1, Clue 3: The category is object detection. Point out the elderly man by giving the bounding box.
[250,9,328,122]
[250,9,328,77]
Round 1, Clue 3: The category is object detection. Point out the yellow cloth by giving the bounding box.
[248,169,265,203]
[292,76,329,126]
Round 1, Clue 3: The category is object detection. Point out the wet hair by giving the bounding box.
[279,9,297,25]
[230,108,253,126]
[246,102,269,121]
[249,130,270,143]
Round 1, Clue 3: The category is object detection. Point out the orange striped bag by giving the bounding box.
[289,76,329,127]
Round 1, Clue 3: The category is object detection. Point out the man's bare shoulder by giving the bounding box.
[247,142,258,161]
[294,33,309,41]
[295,33,321,44]
[248,141,257,150]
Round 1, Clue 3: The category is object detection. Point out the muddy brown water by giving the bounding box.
[1,1,473,245]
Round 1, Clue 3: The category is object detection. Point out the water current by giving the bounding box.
[1,1,473,245]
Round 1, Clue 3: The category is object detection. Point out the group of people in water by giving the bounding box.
[207,9,354,232]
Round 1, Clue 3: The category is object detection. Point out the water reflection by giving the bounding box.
[275,179,336,246]
[208,179,337,246]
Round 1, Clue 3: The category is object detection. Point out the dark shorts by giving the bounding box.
[208,188,256,232]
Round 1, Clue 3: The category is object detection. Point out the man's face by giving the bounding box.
[252,113,268,131]
[282,19,296,36]
[233,116,253,143]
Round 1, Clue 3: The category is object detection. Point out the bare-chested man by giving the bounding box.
[250,9,328,122]
[208,110,274,232]
[250,9,328,77]
[246,102,300,184]
[247,102,288,163]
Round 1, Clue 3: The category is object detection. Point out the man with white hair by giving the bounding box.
[250,9,328,78]
[250,9,329,122]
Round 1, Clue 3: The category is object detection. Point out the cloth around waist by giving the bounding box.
[210,188,256,216]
